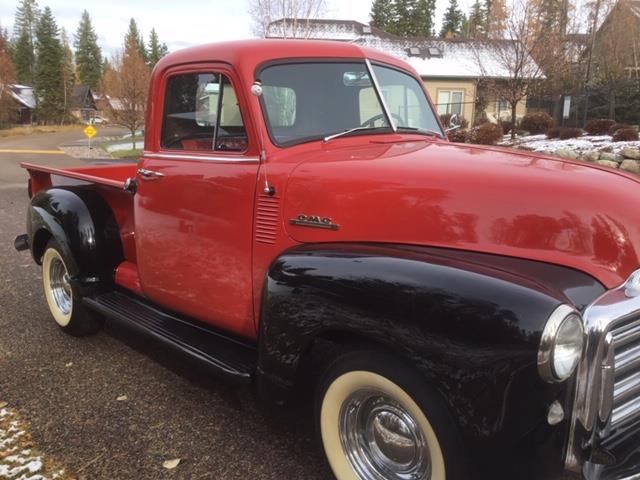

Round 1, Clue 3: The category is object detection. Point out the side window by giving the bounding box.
[161,72,247,152]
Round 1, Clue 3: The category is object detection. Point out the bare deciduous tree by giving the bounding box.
[101,41,150,149]
[473,0,545,138]
[248,0,327,38]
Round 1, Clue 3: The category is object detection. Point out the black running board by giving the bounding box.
[83,290,256,383]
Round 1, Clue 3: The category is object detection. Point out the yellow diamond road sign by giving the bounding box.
[84,125,97,139]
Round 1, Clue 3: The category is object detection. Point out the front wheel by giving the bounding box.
[41,239,103,336]
[316,350,465,480]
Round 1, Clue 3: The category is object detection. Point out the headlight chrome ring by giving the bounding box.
[538,304,585,383]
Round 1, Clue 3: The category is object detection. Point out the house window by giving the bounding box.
[496,98,509,113]
[436,90,464,116]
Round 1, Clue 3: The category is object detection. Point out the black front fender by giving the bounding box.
[257,243,605,479]
[27,187,123,285]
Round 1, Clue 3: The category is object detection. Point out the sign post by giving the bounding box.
[84,125,97,150]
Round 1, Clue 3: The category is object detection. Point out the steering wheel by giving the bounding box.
[361,112,404,128]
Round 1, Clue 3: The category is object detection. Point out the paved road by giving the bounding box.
[0,129,329,479]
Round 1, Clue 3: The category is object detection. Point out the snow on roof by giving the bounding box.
[9,84,36,109]
[267,18,383,41]
[266,18,541,80]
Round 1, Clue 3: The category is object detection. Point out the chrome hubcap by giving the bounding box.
[49,257,72,315]
[340,389,431,480]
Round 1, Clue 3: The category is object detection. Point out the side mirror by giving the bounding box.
[446,114,461,132]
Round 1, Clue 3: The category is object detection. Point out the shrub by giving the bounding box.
[584,119,616,135]
[546,127,560,138]
[469,122,503,145]
[473,116,490,127]
[447,128,468,143]
[557,127,583,140]
[439,113,469,129]
[609,123,633,135]
[612,128,639,142]
[520,112,555,134]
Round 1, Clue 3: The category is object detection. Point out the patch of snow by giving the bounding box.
[506,134,640,155]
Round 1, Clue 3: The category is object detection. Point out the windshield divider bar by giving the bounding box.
[365,59,397,133]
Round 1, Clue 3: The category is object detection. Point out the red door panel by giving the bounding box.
[134,154,259,338]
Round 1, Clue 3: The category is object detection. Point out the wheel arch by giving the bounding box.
[27,187,124,286]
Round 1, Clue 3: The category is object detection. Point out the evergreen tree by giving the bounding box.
[482,0,507,38]
[147,28,168,67]
[34,7,64,122]
[370,0,394,31]
[371,0,436,37]
[74,10,102,90]
[124,18,147,61]
[61,28,74,122]
[467,0,484,38]
[439,0,465,37]
[12,0,39,85]
[414,0,436,36]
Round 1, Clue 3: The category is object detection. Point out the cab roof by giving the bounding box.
[154,39,416,79]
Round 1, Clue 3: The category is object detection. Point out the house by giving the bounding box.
[266,18,541,124]
[70,85,98,122]
[9,84,36,124]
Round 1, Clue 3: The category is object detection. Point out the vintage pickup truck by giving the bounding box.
[13,40,640,480]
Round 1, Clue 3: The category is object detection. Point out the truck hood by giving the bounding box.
[282,139,640,289]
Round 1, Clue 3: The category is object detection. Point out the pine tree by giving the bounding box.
[61,28,74,122]
[414,0,436,36]
[12,0,39,85]
[439,0,465,37]
[74,10,102,90]
[34,7,64,123]
[124,19,147,61]
[391,0,413,35]
[370,0,395,31]
[147,28,168,67]
[467,0,484,38]
[483,0,507,38]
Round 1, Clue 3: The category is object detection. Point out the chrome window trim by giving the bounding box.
[144,151,259,164]
[565,268,640,472]
[365,58,397,133]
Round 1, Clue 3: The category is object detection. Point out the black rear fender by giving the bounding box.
[28,187,124,286]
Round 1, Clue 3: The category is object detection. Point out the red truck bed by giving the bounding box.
[22,162,137,193]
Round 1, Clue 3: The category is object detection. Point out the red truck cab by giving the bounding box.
[15,40,640,480]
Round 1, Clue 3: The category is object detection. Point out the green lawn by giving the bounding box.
[111,148,143,159]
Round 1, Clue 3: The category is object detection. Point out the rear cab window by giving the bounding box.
[161,72,248,152]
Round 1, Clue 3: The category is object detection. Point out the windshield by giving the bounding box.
[259,61,442,146]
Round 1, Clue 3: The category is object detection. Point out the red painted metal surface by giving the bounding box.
[22,40,640,340]
[115,260,143,295]
[23,162,137,191]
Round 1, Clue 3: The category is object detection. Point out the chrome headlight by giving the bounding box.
[538,305,585,382]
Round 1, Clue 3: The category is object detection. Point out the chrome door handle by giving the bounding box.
[137,168,164,180]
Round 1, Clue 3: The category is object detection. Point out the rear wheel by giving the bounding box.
[41,239,103,336]
[316,350,465,480]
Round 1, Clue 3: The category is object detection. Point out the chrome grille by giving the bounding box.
[611,315,640,433]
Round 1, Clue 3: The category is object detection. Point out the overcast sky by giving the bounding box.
[0,0,473,57]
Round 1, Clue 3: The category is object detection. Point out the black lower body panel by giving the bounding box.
[83,290,256,382]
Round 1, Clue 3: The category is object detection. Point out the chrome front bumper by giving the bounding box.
[566,269,640,479]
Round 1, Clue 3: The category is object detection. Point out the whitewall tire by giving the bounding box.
[40,239,104,336]
[317,351,465,480]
